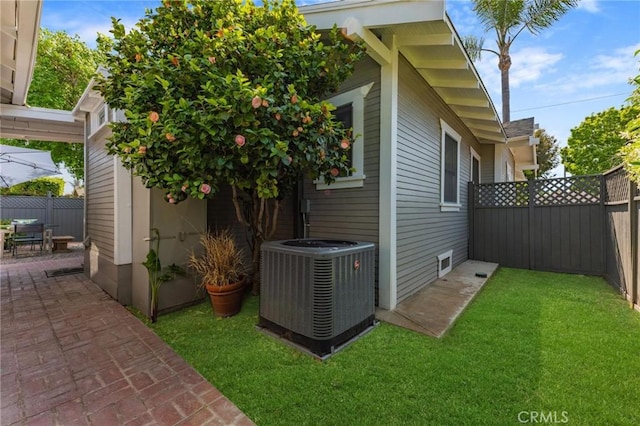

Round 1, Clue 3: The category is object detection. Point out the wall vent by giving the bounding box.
[438,250,453,278]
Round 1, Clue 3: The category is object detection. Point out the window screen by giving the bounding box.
[443,133,458,203]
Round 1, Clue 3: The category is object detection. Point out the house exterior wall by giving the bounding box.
[479,144,495,183]
[83,117,133,303]
[494,144,516,182]
[395,55,481,302]
[304,56,381,244]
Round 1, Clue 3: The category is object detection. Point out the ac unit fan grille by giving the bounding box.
[312,259,333,338]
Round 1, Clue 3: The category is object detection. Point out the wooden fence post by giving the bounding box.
[629,179,638,308]
[528,179,535,270]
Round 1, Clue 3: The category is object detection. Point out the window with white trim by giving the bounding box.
[440,119,461,211]
[470,146,481,185]
[314,82,374,190]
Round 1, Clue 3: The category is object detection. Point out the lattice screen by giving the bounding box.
[603,167,630,203]
[534,176,601,206]
[475,181,529,207]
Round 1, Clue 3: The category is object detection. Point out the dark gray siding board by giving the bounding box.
[304,55,381,246]
[395,55,478,302]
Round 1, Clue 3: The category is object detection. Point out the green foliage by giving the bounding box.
[0,177,65,196]
[524,128,560,179]
[97,0,365,204]
[620,49,640,183]
[150,269,640,425]
[562,105,640,175]
[143,228,185,323]
[0,29,106,180]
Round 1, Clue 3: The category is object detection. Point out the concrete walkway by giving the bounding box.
[1,254,254,425]
[376,260,499,337]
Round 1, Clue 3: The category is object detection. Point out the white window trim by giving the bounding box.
[89,103,110,140]
[439,119,462,212]
[315,82,374,190]
[437,250,453,278]
[470,146,481,184]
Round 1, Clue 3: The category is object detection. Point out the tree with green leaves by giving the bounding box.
[561,105,640,176]
[1,29,106,181]
[98,0,365,293]
[620,50,640,183]
[524,128,559,179]
[463,0,577,122]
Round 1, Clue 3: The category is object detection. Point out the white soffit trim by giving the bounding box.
[11,0,42,105]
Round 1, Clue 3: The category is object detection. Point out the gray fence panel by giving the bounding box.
[473,206,530,269]
[471,176,605,276]
[0,195,84,241]
[533,204,604,275]
[605,204,630,291]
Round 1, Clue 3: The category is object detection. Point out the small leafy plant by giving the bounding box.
[143,228,184,323]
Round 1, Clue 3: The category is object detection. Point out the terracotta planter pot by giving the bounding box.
[205,279,245,317]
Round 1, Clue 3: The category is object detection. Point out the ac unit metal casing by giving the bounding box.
[259,239,376,356]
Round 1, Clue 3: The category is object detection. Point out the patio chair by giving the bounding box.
[12,223,44,257]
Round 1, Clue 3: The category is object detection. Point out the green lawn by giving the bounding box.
[148,268,640,425]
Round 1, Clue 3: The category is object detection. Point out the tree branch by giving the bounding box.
[231,185,250,227]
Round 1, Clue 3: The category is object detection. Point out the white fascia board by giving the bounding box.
[1,104,79,123]
[72,67,109,116]
[12,0,41,105]
[517,164,540,171]
[302,0,445,30]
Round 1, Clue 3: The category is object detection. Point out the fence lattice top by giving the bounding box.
[603,167,630,203]
[475,176,601,208]
[534,176,600,206]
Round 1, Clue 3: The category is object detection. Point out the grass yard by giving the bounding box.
[147,268,640,425]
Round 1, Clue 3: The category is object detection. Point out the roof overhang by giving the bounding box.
[1,0,41,106]
[0,0,85,144]
[72,67,109,116]
[0,104,84,143]
[302,0,506,145]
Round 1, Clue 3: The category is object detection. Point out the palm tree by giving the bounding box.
[463,0,578,123]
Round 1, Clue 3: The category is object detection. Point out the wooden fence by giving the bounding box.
[0,194,84,241]
[470,167,638,309]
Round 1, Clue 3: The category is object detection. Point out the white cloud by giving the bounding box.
[474,47,563,98]
[533,43,640,94]
[577,0,601,13]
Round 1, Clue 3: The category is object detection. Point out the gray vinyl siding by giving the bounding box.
[479,144,495,183]
[304,55,381,245]
[86,129,115,262]
[395,55,479,302]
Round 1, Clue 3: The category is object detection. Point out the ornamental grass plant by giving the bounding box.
[187,229,245,288]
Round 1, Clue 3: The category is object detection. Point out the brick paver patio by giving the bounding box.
[1,254,254,425]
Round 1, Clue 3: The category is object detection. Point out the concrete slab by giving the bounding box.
[376,260,498,338]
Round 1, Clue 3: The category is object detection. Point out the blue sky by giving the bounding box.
[41,0,640,177]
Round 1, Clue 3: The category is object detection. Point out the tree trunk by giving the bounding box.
[231,186,281,295]
[499,51,512,123]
